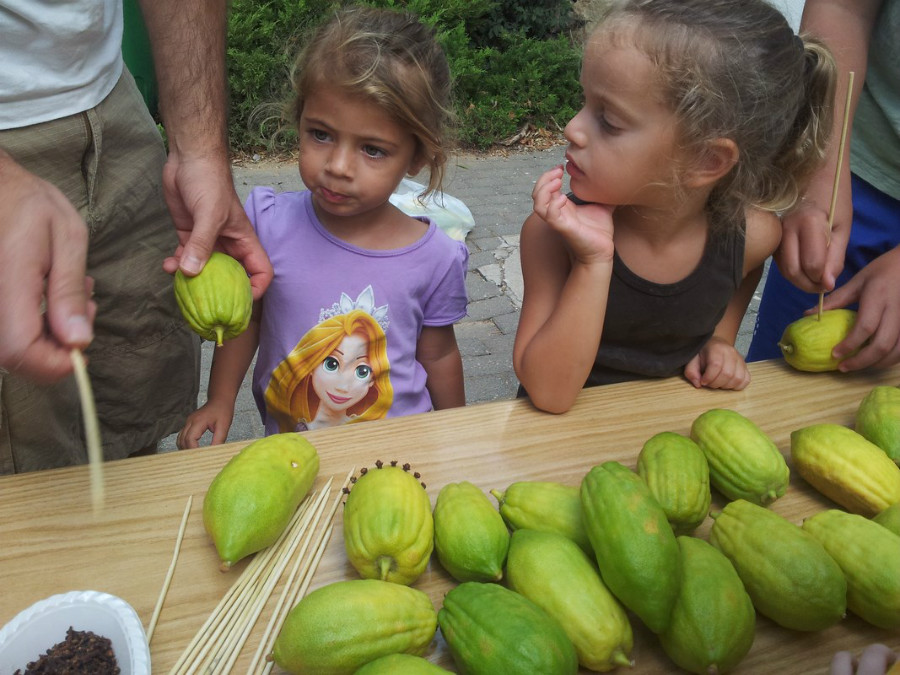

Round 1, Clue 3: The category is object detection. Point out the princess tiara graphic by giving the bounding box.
[319,285,390,332]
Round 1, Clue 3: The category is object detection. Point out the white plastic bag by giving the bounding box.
[389,177,474,242]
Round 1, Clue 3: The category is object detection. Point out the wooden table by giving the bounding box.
[2,360,899,674]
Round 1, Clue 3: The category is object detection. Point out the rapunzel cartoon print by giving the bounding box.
[264,286,393,431]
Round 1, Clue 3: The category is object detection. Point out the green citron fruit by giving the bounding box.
[490,480,592,556]
[174,251,252,346]
[637,431,711,534]
[855,385,900,463]
[873,502,900,537]
[433,481,509,583]
[505,529,633,672]
[580,461,681,634]
[353,653,452,674]
[272,579,438,675]
[778,308,857,371]
[709,499,846,631]
[690,408,789,506]
[203,433,319,570]
[803,509,900,630]
[659,536,755,675]
[343,461,433,585]
[438,581,578,675]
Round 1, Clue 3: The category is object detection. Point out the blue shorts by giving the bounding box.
[747,174,900,362]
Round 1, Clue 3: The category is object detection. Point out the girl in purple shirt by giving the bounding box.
[176,6,468,446]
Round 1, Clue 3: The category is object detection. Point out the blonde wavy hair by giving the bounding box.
[288,5,454,198]
[596,0,837,227]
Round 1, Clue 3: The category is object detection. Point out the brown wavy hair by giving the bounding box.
[289,5,454,197]
[595,0,837,227]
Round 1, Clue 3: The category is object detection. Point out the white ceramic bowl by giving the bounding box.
[0,590,150,675]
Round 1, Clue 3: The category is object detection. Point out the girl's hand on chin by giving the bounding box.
[532,166,615,265]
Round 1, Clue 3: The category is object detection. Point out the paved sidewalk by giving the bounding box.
[160,147,764,449]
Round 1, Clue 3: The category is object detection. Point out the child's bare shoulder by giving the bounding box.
[743,207,782,270]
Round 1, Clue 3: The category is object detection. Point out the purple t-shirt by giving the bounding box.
[246,187,469,434]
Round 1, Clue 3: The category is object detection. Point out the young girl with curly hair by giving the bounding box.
[514,0,837,413]
[177,6,467,445]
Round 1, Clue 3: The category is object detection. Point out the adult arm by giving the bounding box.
[0,149,94,381]
[788,0,900,370]
[774,0,882,293]
[138,0,273,299]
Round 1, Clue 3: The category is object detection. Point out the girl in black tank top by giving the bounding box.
[513,0,837,413]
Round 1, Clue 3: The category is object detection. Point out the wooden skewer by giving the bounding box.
[176,500,313,674]
[214,483,334,674]
[818,70,855,319]
[248,469,352,675]
[172,554,266,674]
[169,506,303,675]
[169,467,354,675]
[147,495,193,643]
[245,480,334,673]
[289,523,334,612]
[70,348,104,513]
[245,538,315,674]
[260,525,335,675]
[171,477,337,675]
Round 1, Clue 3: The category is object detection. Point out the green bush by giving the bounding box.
[225,0,583,154]
[451,32,582,148]
[469,0,576,45]
[225,0,329,152]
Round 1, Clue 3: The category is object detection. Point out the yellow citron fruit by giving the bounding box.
[272,579,438,674]
[203,433,319,570]
[343,461,434,585]
[790,423,900,517]
[174,251,252,346]
[778,308,857,372]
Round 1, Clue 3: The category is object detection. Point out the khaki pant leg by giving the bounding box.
[0,71,199,474]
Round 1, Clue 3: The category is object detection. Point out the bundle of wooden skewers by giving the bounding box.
[144,471,352,675]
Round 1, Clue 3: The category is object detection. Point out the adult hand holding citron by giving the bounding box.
[174,251,252,346]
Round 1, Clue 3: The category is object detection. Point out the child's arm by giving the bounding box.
[177,304,262,448]
[417,325,465,410]
[513,166,615,414]
[684,208,782,389]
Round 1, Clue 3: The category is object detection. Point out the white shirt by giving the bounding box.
[0,0,123,129]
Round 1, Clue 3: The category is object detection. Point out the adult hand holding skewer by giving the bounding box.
[749,0,900,371]
[0,150,96,382]
[776,70,853,309]
[773,159,853,296]
[793,64,900,371]
[773,0,870,297]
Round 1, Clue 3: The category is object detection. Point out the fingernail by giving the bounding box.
[182,255,203,275]
[66,315,93,344]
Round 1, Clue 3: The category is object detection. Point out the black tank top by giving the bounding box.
[585,223,744,386]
